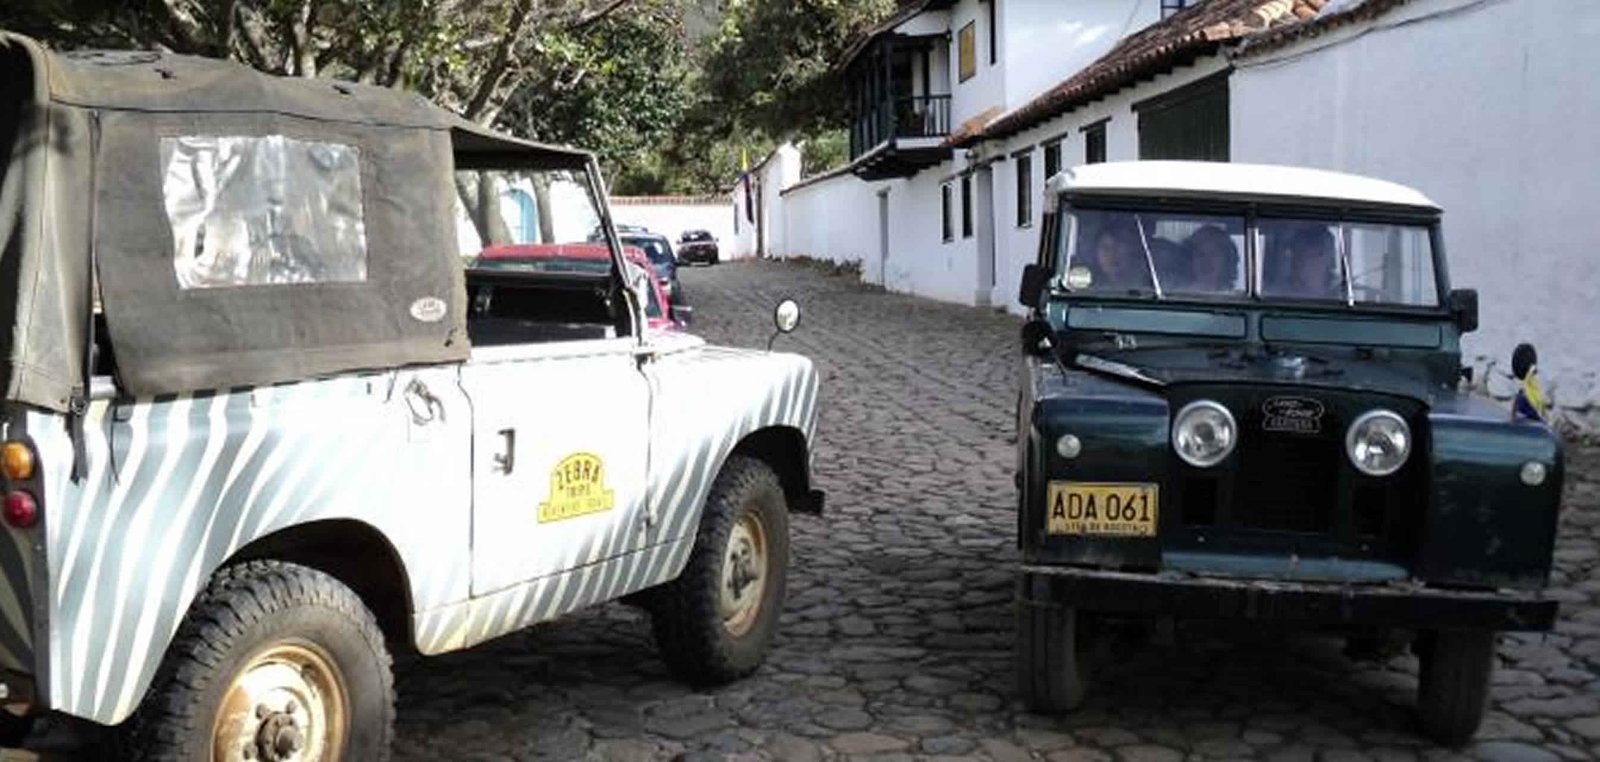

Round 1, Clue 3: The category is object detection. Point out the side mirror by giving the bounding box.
[1018,264,1051,309]
[768,298,801,350]
[670,304,695,328]
[1448,288,1479,333]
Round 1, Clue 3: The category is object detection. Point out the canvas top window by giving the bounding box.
[1055,201,1441,308]
[162,135,369,289]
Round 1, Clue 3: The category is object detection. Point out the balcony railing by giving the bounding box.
[850,95,952,159]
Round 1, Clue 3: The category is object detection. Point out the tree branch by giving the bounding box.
[462,0,536,123]
[568,0,635,31]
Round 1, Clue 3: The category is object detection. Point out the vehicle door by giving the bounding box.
[461,334,651,597]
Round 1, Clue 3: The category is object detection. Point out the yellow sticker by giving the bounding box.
[539,453,615,523]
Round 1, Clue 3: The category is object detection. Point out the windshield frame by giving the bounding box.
[1051,194,1450,315]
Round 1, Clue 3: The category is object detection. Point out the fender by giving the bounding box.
[21,367,472,726]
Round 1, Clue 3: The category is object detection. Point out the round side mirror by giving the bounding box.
[773,299,801,334]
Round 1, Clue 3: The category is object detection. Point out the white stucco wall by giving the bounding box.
[731,144,802,258]
[1001,0,1161,113]
[1231,0,1600,426]
[612,199,742,260]
[948,0,1004,127]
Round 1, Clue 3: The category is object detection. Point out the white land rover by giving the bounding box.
[0,33,821,760]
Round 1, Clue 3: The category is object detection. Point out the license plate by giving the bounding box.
[1046,482,1159,537]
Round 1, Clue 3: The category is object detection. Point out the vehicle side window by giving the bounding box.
[162,135,368,289]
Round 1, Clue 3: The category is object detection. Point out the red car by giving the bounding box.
[472,243,690,332]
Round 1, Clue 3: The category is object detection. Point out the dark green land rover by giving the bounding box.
[1014,161,1562,746]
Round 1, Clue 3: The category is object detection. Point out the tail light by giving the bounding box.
[3,491,37,529]
[1,439,40,529]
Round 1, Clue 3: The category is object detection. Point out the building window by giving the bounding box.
[1161,0,1190,18]
[958,22,977,82]
[1136,74,1230,162]
[1084,122,1107,164]
[1015,154,1032,228]
[988,0,998,65]
[960,174,973,238]
[941,183,953,242]
[1043,141,1060,181]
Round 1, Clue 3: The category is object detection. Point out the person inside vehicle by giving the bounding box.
[1182,225,1241,294]
[1280,224,1343,300]
[1082,219,1153,292]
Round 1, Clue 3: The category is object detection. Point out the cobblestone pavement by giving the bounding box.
[391,261,1600,762]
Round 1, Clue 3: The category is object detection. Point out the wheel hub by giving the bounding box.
[213,643,347,762]
[719,512,769,637]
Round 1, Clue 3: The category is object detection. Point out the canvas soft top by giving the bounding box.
[0,31,592,413]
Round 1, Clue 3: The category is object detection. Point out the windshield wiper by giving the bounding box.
[1134,214,1165,299]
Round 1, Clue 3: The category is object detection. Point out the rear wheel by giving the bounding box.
[1016,597,1089,714]
[1416,628,1495,746]
[648,456,790,685]
[129,560,394,762]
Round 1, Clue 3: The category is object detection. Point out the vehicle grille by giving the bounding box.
[1231,432,1339,533]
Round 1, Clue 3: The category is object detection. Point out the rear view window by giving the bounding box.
[162,135,368,289]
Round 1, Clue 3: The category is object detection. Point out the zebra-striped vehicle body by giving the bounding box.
[0,32,822,752]
[6,333,817,727]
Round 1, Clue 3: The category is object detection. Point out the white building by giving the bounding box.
[761,0,1600,430]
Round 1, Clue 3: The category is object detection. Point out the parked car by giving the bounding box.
[620,231,684,304]
[678,229,721,265]
[473,243,692,332]
[0,32,822,759]
[1014,161,1561,746]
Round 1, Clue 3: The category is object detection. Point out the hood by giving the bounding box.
[1071,344,1455,405]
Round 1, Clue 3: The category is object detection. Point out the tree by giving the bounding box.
[0,0,638,125]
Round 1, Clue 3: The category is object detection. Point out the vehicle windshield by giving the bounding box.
[625,236,675,265]
[454,168,603,259]
[1059,205,1440,307]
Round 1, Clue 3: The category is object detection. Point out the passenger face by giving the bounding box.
[1191,241,1230,286]
[1293,238,1335,287]
[1095,231,1129,277]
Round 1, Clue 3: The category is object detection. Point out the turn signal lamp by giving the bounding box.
[1,442,34,481]
[3,491,37,529]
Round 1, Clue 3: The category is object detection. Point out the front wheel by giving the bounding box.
[648,456,790,685]
[1016,596,1089,714]
[129,560,394,762]
[1416,628,1496,746]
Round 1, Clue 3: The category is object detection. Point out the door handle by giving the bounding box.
[494,428,516,474]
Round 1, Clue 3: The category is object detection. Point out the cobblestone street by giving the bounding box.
[391,261,1600,762]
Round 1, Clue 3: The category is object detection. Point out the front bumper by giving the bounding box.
[1019,565,1557,631]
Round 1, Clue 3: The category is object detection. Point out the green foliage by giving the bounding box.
[700,0,895,137]
[500,0,694,194]
[0,0,896,194]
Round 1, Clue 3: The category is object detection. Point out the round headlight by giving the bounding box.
[1346,410,1411,476]
[1172,400,1236,468]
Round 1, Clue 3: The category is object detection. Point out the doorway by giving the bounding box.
[975,165,996,306]
[877,188,890,285]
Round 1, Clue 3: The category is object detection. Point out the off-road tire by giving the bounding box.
[1017,596,1089,714]
[649,456,790,685]
[1416,628,1495,746]
[128,560,394,762]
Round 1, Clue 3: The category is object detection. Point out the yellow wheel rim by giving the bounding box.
[719,510,769,637]
[211,641,348,762]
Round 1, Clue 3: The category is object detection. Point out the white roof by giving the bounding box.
[1046,161,1438,211]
